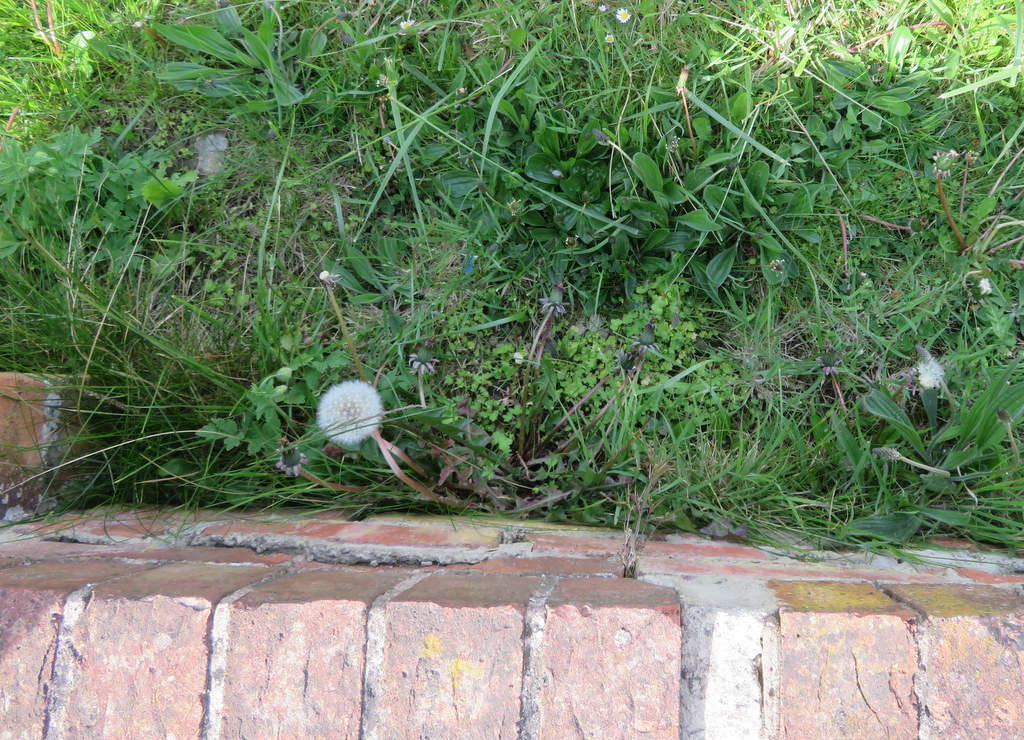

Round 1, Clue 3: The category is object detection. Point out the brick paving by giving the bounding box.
[0,510,1021,738]
[4,377,1024,738]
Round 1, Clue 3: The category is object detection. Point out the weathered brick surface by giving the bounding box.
[540,577,681,739]
[0,561,149,739]
[772,581,919,740]
[887,583,1024,740]
[377,573,538,738]
[221,569,407,739]
[464,555,621,577]
[57,562,268,738]
[0,374,59,521]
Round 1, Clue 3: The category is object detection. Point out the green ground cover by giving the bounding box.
[2,0,1023,550]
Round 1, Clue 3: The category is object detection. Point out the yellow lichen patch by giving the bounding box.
[449,657,485,689]
[419,633,443,659]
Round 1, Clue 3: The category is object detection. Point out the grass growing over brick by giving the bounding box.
[1,0,1023,547]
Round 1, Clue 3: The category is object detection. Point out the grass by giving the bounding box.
[2,0,1024,551]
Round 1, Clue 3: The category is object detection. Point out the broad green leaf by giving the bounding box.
[870,95,911,116]
[632,152,663,194]
[152,23,258,66]
[846,512,922,542]
[661,181,687,204]
[678,208,722,231]
[240,28,278,71]
[862,389,926,457]
[886,26,913,68]
[508,27,527,48]
[705,246,736,290]
[627,199,668,227]
[213,1,243,37]
[142,176,184,207]
[524,152,561,183]
[916,507,971,526]
[745,161,769,201]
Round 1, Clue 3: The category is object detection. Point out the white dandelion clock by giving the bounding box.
[914,347,946,391]
[317,380,384,446]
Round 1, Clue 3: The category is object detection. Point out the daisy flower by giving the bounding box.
[615,8,631,23]
[399,19,416,30]
[604,33,615,43]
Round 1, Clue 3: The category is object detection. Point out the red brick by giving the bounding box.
[955,567,1024,585]
[886,583,1024,739]
[24,507,200,541]
[200,518,500,548]
[772,581,918,739]
[0,561,149,738]
[378,573,539,738]
[640,553,947,582]
[57,563,269,738]
[0,375,57,520]
[463,555,620,577]
[0,537,154,560]
[220,569,408,739]
[540,578,681,739]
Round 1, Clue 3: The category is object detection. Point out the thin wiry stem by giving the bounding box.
[325,285,367,382]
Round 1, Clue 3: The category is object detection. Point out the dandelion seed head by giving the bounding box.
[317,380,383,446]
[916,356,945,390]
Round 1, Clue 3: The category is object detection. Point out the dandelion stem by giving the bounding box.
[537,371,613,451]
[528,310,555,366]
[936,176,969,254]
[858,214,913,232]
[325,286,368,382]
[372,428,441,501]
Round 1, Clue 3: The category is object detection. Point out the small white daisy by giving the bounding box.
[598,3,608,10]
[317,380,384,446]
[604,33,614,43]
[399,19,416,30]
[615,8,631,23]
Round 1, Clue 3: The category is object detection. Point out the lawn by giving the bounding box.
[2,0,1023,550]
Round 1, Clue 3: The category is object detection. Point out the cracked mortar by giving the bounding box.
[40,526,535,568]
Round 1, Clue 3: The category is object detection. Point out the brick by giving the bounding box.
[0,561,149,738]
[25,507,199,541]
[956,567,1024,585]
[57,562,268,738]
[640,553,947,582]
[378,573,539,738]
[0,374,71,521]
[200,518,500,548]
[463,555,620,577]
[772,581,918,740]
[887,583,1024,740]
[221,569,408,739]
[540,578,681,739]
